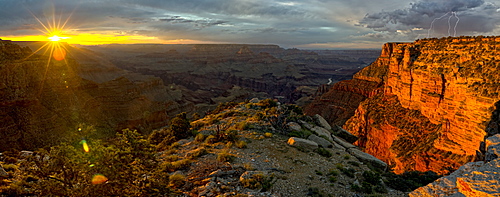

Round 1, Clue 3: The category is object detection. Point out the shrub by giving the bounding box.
[257,99,278,108]
[169,112,191,140]
[194,133,206,142]
[327,169,339,176]
[235,122,249,130]
[10,129,173,196]
[307,187,326,197]
[314,147,332,157]
[235,140,247,149]
[288,129,312,138]
[363,171,381,185]
[188,148,207,159]
[241,173,274,191]
[328,176,337,183]
[217,151,235,162]
[169,173,185,188]
[205,135,216,144]
[337,165,355,178]
[348,161,360,167]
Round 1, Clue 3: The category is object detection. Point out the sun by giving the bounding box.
[48,35,70,42]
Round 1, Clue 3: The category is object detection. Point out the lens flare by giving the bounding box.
[91,174,108,184]
[80,140,90,152]
[52,46,67,61]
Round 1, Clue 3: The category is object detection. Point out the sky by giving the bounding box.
[0,0,499,49]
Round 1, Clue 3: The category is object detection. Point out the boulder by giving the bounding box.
[307,134,333,148]
[347,148,387,170]
[310,126,333,141]
[249,98,260,103]
[332,125,358,143]
[410,158,500,197]
[485,134,500,162]
[287,137,318,151]
[298,120,313,130]
[287,122,302,132]
[332,135,356,149]
[331,141,346,151]
[314,114,331,130]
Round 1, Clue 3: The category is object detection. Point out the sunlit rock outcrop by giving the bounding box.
[308,36,500,174]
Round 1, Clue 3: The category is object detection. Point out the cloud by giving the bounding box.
[358,0,500,38]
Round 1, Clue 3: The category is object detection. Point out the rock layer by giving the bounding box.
[308,36,500,174]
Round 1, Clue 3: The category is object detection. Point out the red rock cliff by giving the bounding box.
[309,36,500,174]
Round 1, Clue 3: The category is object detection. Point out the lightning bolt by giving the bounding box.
[453,12,460,37]
[427,12,451,38]
[448,13,453,36]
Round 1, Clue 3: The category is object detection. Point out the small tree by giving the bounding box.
[169,112,191,140]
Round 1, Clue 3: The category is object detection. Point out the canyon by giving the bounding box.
[0,40,378,151]
[306,36,500,174]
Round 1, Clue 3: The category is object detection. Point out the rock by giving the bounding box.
[298,120,313,130]
[307,134,333,148]
[331,141,346,151]
[19,151,34,158]
[308,37,500,174]
[0,164,8,177]
[249,98,260,103]
[410,158,500,197]
[310,126,333,141]
[208,169,237,178]
[331,135,356,149]
[347,148,387,170]
[314,114,331,130]
[287,137,318,151]
[332,125,358,144]
[485,134,500,162]
[287,122,302,132]
[200,130,215,136]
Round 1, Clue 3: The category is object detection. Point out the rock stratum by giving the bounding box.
[306,36,500,174]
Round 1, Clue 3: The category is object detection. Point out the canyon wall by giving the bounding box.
[0,40,189,151]
[307,36,500,174]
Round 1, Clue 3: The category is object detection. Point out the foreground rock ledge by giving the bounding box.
[410,158,500,197]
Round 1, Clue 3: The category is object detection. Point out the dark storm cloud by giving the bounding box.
[358,0,500,37]
[2,0,499,48]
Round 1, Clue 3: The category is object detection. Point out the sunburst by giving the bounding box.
[19,4,77,96]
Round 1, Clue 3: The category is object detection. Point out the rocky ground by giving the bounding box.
[148,98,408,196]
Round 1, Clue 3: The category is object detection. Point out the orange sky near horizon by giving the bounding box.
[0,33,214,45]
